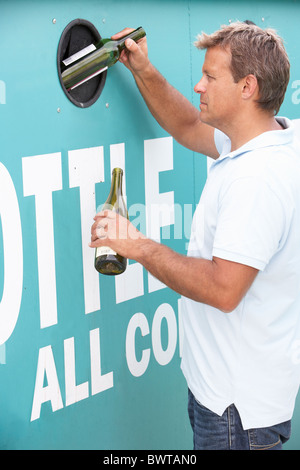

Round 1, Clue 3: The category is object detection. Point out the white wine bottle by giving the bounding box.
[95,168,128,275]
[61,27,146,91]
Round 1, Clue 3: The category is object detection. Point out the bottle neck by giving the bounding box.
[116,27,146,51]
[108,169,123,198]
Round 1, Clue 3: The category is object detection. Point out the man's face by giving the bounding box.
[194,45,241,129]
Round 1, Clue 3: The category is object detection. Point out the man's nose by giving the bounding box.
[194,77,206,94]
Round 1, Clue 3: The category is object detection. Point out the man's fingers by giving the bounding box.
[94,209,117,220]
[111,28,135,40]
[91,210,118,242]
[96,225,107,239]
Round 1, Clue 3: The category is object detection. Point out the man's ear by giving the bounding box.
[241,74,259,100]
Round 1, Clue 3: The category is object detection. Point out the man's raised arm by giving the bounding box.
[112,28,219,159]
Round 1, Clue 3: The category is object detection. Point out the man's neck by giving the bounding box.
[226,115,283,152]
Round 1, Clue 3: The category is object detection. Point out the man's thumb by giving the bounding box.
[125,38,137,50]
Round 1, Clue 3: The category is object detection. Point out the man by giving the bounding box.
[90,22,300,450]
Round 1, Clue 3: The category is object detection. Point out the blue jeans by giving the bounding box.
[188,389,291,450]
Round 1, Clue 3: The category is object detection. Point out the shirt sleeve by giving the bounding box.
[212,176,286,271]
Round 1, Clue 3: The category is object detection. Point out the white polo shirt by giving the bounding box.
[180,117,300,430]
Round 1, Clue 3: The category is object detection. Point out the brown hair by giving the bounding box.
[195,21,290,115]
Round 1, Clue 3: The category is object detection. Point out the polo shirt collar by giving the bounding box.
[217,116,294,163]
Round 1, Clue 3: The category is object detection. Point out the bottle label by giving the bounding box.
[62,43,97,66]
[96,246,117,257]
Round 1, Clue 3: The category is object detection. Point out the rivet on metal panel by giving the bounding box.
[57,107,61,113]
[52,18,57,24]
[262,17,265,22]
[102,18,106,23]
[106,103,109,108]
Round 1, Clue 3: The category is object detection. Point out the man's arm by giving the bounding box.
[90,211,258,313]
[136,238,258,313]
[112,29,219,159]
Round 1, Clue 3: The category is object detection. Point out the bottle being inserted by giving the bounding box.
[61,27,146,91]
[94,168,128,275]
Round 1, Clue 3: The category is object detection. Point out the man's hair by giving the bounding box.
[195,21,290,115]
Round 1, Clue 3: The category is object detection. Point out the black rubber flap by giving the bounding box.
[57,19,107,108]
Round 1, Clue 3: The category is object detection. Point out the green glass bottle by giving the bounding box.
[95,168,128,275]
[61,27,146,91]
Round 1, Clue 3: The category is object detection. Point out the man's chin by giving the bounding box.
[199,113,213,127]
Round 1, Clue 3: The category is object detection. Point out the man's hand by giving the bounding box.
[111,28,149,74]
[89,210,146,259]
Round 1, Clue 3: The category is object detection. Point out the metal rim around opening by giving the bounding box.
[57,18,107,108]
